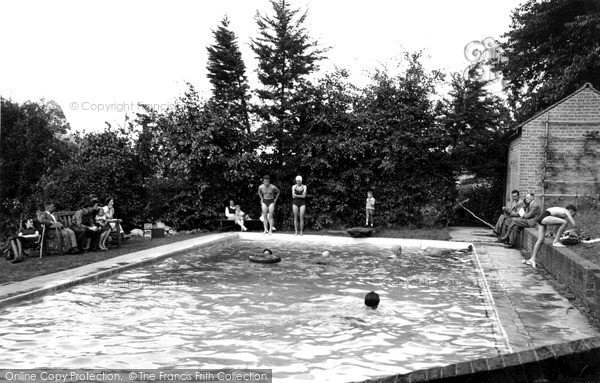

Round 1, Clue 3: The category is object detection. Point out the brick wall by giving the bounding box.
[509,86,600,206]
[521,228,600,312]
[366,337,600,382]
[505,136,521,202]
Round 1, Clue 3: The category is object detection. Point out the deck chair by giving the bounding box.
[36,211,64,257]
[12,218,44,259]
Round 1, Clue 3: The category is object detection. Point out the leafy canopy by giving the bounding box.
[496,0,600,121]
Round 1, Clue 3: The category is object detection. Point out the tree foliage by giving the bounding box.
[132,85,256,229]
[251,0,327,154]
[290,54,460,228]
[496,0,600,121]
[438,73,512,181]
[1,0,523,235]
[437,73,514,224]
[35,126,146,230]
[206,16,251,133]
[355,54,455,225]
[0,98,72,232]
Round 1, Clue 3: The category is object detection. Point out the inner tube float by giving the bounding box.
[249,253,281,264]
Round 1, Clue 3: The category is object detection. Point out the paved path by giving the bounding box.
[449,226,599,352]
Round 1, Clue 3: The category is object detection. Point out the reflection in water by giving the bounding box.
[0,240,508,382]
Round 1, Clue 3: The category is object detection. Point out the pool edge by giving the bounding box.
[352,336,600,382]
[0,233,240,309]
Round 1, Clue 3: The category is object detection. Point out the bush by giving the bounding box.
[452,177,503,227]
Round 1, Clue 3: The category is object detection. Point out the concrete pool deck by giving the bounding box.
[449,227,598,351]
[1,228,598,357]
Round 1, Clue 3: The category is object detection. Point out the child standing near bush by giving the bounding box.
[366,191,375,227]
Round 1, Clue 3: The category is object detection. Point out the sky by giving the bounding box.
[0,0,524,133]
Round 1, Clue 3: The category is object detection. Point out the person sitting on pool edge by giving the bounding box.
[364,291,380,309]
[522,205,579,269]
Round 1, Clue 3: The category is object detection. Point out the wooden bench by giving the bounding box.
[218,217,265,232]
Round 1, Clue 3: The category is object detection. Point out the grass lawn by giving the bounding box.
[1,227,451,284]
[0,232,210,284]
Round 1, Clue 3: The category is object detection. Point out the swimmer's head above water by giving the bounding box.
[263,248,272,255]
[364,291,380,309]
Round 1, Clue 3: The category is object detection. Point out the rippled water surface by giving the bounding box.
[0,240,508,382]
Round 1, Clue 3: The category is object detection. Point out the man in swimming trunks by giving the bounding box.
[522,205,579,269]
[258,175,280,235]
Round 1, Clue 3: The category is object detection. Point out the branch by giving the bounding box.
[457,200,495,229]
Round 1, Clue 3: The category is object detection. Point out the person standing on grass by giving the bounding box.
[258,175,280,235]
[522,205,579,269]
[366,191,375,227]
[292,175,307,236]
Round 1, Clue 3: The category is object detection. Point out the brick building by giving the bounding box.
[505,83,600,207]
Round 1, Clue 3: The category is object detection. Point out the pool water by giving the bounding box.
[0,239,509,382]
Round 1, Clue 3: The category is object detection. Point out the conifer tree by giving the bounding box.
[206,16,250,133]
[250,0,326,152]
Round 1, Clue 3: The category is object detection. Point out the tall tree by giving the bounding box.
[496,0,600,121]
[0,99,72,229]
[133,85,256,229]
[436,73,513,225]
[36,126,146,230]
[356,53,453,225]
[206,16,251,133]
[250,0,326,154]
[438,73,513,181]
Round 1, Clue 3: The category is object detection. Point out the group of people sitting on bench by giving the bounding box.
[6,196,121,263]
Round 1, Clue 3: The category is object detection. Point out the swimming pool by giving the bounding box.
[0,237,509,382]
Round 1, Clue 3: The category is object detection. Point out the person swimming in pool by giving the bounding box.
[522,205,579,269]
[258,175,280,235]
[364,291,380,310]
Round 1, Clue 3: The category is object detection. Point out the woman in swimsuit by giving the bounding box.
[523,205,578,269]
[291,175,307,236]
